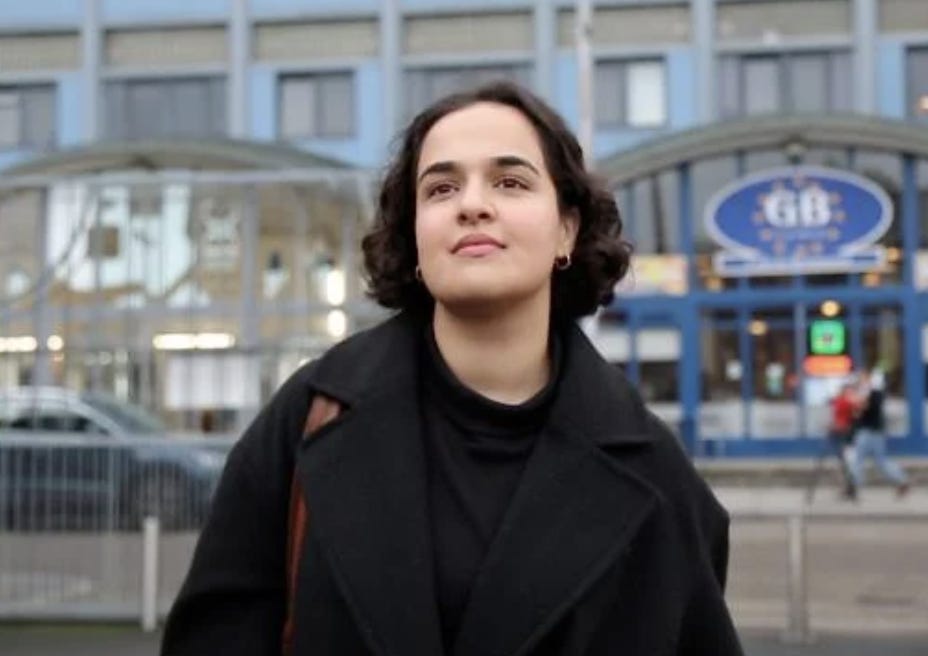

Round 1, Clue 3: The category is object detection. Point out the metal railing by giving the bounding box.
[3,437,926,640]
[728,506,928,644]
[0,435,234,622]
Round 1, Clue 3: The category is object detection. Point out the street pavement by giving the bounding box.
[0,625,925,655]
[716,485,928,637]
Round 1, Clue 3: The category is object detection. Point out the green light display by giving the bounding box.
[809,320,846,356]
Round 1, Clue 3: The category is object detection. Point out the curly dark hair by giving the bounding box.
[361,80,632,320]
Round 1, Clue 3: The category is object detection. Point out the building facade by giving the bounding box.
[1,0,927,455]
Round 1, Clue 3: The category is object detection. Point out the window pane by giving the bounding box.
[790,53,828,113]
[104,83,128,141]
[105,77,225,140]
[317,74,354,137]
[908,47,928,122]
[403,65,531,118]
[0,86,55,150]
[280,78,315,139]
[279,73,354,139]
[749,307,800,439]
[717,56,741,119]
[20,87,55,149]
[700,310,745,439]
[744,57,781,115]
[173,79,211,137]
[0,91,20,148]
[595,61,625,127]
[830,51,853,112]
[208,77,227,136]
[128,81,171,139]
[626,61,666,127]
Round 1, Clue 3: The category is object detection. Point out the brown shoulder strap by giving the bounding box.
[282,394,342,655]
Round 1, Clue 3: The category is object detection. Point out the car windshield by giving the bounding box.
[80,393,165,434]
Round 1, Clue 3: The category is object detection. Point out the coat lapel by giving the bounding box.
[452,324,661,656]
[294,313,445,656]
[292,314,664,656]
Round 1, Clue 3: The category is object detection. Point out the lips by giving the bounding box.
[452,233,504,256]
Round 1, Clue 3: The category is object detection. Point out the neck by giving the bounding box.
[432,297,552,405]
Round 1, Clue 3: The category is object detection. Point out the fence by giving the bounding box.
[0,436,234,620]
[3,437,927,642]
[726,505,928,642]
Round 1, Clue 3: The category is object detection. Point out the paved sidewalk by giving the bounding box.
[714,485,928,638]
[712,484,928,514]
[0,625,925,655]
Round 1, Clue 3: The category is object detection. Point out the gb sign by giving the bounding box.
[704,166,892,276]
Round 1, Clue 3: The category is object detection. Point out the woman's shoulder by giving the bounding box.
[599,389,727,525]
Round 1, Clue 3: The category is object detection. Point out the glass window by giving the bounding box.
[404,64,532,119]
[622,171,681,255]
[279,72,355,139]
[852,151,904,285]
[626,61,667,127]
[719,51,852,118]
[749,307,800,439]
[0,84,56,151]
[103,77,226,140]
[790,53,828,113]
[744,57,781,115]
[596,59,667,128]
[907,47,928,123]
[699,309,745,439]
[8,410,96,433]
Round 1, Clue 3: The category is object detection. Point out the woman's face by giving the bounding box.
[414,102,578,316]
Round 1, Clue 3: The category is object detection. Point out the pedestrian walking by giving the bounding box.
[828,379,862,500]
[850,369,910,497]
[161,81,742,656]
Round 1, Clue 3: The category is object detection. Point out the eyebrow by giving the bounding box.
[416,156,541,185]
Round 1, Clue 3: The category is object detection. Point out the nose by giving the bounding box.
[457,179,494,225]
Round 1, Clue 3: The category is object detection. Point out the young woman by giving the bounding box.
[162,82,743,656]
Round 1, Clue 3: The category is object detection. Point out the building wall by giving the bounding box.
[1,0,925,171]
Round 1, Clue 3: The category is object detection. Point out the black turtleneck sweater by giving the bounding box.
[420,328,562,651]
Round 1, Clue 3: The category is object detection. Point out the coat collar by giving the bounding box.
[308,311,655,447]
[297,312,659,656]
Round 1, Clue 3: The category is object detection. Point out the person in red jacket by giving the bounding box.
[829,380,862,499]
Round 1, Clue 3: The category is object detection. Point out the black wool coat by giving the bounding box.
[162,312,744,656]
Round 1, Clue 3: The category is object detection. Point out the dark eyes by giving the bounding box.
[423,176,529,199]
[497,176,529,190]
[425,182,457,198]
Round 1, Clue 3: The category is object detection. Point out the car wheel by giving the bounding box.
[134,472,187,531]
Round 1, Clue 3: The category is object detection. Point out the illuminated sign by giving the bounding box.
[809,320,846,356]
[803,355,852,377]
[705,166,891,276]
[615,254,688,296]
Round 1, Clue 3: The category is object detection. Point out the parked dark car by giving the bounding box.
[0,387,229,531]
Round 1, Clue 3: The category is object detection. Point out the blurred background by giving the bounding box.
[0,0,927,654]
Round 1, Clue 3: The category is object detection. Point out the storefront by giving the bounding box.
[598,115,928,456]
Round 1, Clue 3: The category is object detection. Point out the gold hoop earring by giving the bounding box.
[555,254,572,271]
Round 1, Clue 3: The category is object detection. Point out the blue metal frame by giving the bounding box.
[610,152,928,457]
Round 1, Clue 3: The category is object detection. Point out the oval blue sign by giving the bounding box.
[704,166,892,274]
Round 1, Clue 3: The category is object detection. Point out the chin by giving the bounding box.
[431,282,542,316]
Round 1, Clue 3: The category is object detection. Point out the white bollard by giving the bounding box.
[782,513,811,644]
[141,516,160,632]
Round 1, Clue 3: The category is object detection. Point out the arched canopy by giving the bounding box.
[598,114,928,185]
[2,137,349,177]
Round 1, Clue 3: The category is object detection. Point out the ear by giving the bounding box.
[559,208,580,255]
